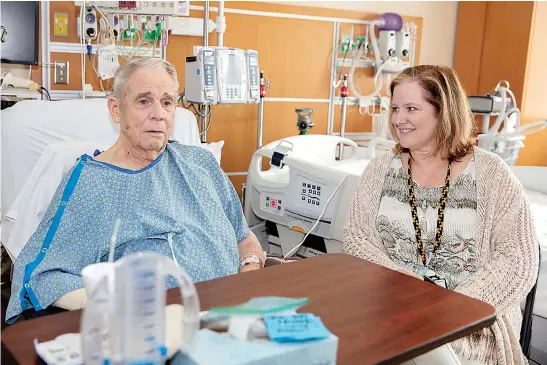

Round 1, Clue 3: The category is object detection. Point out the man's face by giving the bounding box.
[110,67,177,153]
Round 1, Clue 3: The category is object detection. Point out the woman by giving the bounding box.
[5,58,265,324]
[343,65,539,365]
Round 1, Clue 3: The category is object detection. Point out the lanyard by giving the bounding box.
[407,155,452,266]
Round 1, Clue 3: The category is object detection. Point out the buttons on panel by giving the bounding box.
[300,182,322,208]
[264,195,284,216]
[250,66,258,86]
[204,66,213,86]
[224,85,243,100]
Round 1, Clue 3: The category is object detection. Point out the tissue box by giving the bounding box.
[170,329,339,365]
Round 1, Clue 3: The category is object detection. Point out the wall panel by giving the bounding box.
[452,2,487,95]
[41,1,423,190]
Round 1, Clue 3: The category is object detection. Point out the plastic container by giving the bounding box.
[80,252,200,365]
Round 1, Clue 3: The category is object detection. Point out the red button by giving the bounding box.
[271,200,277,208]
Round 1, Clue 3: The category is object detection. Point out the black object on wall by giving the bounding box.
[0,1,39,65]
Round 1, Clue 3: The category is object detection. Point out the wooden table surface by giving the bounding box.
[2,254,496,364]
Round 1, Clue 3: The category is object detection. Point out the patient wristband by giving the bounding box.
[240,255,261,268]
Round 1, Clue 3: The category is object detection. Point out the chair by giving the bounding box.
[520,249,541,358]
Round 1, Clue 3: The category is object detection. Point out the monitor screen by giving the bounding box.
[0,1,39,65]
[223,54,242,85]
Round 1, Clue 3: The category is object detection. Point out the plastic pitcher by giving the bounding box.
[80,252,200,365]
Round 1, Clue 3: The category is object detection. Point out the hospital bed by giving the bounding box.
[0,98,224,261]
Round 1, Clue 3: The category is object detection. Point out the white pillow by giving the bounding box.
[3,141,109,260]
[200,141,225,165]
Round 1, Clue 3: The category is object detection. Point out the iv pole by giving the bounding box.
[257,71,266,148]
[200,1,210,143]
[337,74,349,159]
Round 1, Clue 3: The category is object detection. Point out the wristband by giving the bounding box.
[240,255,261,268]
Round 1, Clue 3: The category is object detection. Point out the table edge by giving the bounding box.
[376,313,497,364]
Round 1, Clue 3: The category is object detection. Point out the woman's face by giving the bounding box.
[391,80,438,153]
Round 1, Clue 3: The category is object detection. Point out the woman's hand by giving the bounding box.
[398,268,424,280]
[240,263,262,273]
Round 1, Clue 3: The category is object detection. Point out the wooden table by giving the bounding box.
[2,254,496,364]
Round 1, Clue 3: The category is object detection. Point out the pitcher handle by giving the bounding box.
[162,259,201,355]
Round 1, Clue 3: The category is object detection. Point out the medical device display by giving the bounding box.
[80,252,200,364]
[184,46,260,105]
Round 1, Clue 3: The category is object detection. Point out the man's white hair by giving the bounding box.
[112,57,179,101]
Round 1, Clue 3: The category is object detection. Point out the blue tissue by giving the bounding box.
[170,329,338,365]
[264,313,331,343]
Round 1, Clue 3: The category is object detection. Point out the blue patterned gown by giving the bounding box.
[6,141,250,323]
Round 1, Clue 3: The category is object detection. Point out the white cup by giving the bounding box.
[82,262,116,296]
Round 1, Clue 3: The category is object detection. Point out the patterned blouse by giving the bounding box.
[376,154,478,290]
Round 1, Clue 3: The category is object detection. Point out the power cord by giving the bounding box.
[179,92,214,136]
[39,87,51,101]
[282,174,349,263]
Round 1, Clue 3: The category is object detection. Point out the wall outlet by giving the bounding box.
[54,61,69,84]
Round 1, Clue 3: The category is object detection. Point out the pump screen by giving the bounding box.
[223,55,242,85]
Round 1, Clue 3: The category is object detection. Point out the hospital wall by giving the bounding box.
[272,1,459,67]
[453,1,547,167]
[34,1,425,197]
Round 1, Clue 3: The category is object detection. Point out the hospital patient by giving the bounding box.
[5,58,265,323]
[344,65,539,365]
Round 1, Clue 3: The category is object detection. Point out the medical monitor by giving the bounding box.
[0,1,40,65]
[184,46,259,105]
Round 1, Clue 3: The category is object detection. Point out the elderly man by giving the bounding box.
[5,58,265,324]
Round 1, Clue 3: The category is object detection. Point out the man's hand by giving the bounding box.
[240,262,262,273]
[238,232,266,272]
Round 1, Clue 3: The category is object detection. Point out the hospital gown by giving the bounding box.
[6,141,250,323]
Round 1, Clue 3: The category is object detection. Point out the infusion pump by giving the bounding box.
[185,47,260,105]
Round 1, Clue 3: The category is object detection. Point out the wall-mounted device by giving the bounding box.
[468,95,507,114]
[395,30,411,58]
[185,46,217,105]
[84,7,98,40]
[246,50,260,103]
[74,1,190,16]
[106,14,120,40]
[0,1,39,65]
[378,30,397,59]
[185,47,260,105]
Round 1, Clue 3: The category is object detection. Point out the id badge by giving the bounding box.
[422,268,447,289]
[424,274,447,289]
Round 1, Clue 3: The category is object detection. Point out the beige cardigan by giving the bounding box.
[343,147,540,365]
